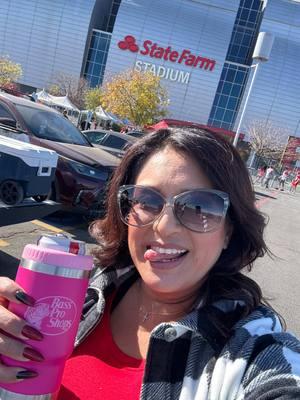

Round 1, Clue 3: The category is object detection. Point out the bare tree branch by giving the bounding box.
[47,72,89,110]
[245,120,289,162]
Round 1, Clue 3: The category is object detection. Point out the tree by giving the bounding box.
[48,73,89,110]
[246,120,289,164]
[0,56,22,86]
[84,87,102,111]
[101,69,169,126]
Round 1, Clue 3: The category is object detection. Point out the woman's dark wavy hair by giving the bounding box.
[90,128,279,334]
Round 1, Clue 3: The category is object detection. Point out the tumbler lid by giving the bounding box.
[22,245,94,270]
[37,234,86,255]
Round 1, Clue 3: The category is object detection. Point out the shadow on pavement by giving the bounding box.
[254,191,277,200]
[41,214,97,245]
[0,251,19,279]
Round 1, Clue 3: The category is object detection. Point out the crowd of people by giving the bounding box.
[254,164,300,192]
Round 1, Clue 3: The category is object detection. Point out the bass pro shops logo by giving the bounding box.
[117,35,216,71]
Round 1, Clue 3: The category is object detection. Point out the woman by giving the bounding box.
[0,128,300,399]
[254,165,266,185]
[278,169,290,191]
[290,172,300,193]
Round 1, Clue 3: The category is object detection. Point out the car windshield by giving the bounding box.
[15,104,90,145]
[102,135,129,150]
[86,131,107,144]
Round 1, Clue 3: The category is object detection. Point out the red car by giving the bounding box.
[0,93,119,217]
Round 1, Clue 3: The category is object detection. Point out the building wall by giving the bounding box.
[233,0,300,138]
[104,0,240,123]
[0,0,299,139]
[0,0,96,89]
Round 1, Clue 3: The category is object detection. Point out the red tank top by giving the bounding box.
[58,294,145,399]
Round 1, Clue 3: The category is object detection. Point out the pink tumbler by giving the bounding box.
[0,235,94,399]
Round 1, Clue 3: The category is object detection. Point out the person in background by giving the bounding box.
[278,168,290,191]
[0,128,299,400]
[90,117,98,130]
[254,165,267,185]
[290,171,300,193]
[264,165,274,189]
[80,119,90,131]
[120,126,128,134]
[62,109,69,119]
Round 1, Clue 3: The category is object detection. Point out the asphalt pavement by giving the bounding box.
[249,184,300,336]
[0,185,300,336]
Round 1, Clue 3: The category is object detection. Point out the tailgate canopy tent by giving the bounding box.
[35,89,79,111]
[81,106,129,125]
[36,90,130,126]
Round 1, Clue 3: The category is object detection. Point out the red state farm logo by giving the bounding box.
[118,35,139,52]
[117,34,216,71]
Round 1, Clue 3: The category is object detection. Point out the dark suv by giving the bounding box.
[0,93,119,217]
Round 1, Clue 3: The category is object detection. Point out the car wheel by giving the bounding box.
[0,180,24,205]
[32,181,57,203]
[32,195,48,202]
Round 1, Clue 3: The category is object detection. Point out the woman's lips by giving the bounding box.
[144,248,188,265]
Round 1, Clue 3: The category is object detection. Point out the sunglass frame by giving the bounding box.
[117,184,230,233]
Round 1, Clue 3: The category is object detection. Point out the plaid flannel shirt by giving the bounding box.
[75,265,300,399]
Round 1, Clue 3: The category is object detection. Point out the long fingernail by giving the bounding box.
[16,370,38,379]
[22,325,43,341]
[23,347,44,362]
[15,290,36,306]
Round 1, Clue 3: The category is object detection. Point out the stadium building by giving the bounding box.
[0,0,300,139]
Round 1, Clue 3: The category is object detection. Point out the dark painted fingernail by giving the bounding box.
[22,325,43,341]
[23,347,44,362]
[15,290,36,306]
[16,370,38,379]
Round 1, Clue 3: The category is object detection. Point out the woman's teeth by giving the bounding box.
[151,246,186,255]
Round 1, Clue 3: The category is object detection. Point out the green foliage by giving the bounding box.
[48,84,61,96]
[101,69,169,126]
[0,56,22,86]
[84,87,102,111]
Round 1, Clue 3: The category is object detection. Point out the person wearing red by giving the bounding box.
[290,172,300,193]
[59,293,145,399]
[254,165,267,185]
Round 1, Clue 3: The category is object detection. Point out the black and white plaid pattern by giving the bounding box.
[76,266,300,399]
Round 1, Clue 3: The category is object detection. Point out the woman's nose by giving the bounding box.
[152,204,182,235]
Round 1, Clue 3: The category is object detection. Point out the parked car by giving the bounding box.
[0,93,119,217]
[82,129,136,158]
[126,130,145,138]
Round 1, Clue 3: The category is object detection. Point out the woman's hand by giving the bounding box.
[0,277,43,383]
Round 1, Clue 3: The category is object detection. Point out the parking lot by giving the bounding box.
[1,186,300,337]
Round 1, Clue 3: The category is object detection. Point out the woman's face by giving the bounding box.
[127,146,231,301]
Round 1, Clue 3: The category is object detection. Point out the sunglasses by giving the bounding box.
[117,185,230,233]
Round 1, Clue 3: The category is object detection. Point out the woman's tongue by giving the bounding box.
[144,248,185,262]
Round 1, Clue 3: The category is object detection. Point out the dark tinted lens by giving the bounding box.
[174,191,225,232]
[119,186,164,226]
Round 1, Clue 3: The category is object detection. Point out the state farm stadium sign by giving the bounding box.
[117,35,216,85]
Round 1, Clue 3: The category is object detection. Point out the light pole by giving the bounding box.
[233,32,274,147]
